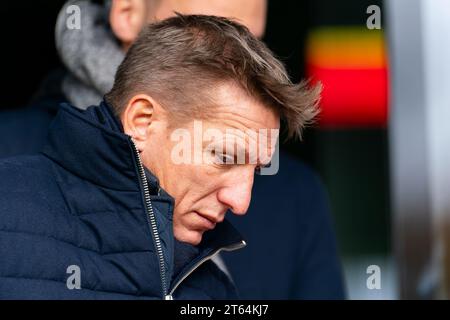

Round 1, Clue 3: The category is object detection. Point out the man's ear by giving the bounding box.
[121,94,157,151]
[109,0,148,49]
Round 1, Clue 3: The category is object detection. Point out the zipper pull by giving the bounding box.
[164,294,173,300]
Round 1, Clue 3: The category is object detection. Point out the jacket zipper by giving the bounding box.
[130,139,246,300]
[168,240,246,298]
[130,139,170,300]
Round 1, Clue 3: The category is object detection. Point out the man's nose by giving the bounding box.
[217,169,254,215]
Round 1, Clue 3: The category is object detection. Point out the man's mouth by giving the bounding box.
[195,211,218,230]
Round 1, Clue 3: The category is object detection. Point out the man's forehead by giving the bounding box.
[206,84,280,130]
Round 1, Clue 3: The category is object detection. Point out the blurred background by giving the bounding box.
[1,0,449,299]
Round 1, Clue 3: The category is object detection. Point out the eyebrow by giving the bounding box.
[202,138,273,166]
[230,147,272,167]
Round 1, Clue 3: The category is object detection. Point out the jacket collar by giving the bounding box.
[42,100,140,192]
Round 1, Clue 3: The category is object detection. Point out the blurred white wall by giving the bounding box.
[387,0,450,299]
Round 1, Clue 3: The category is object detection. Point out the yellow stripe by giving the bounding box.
[306,26,387,69]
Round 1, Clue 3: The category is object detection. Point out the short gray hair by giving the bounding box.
[105,13,321,139]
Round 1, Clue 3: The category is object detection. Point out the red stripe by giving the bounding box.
[307,64,388,128]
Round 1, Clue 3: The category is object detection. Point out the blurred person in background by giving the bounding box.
[0,0,345,299]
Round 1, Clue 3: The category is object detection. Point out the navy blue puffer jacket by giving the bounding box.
[0,101,245,299]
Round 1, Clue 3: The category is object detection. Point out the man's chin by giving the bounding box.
[174,227,205,246]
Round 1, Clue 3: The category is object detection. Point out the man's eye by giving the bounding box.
[212,152,234,164]
[219,154,233,164]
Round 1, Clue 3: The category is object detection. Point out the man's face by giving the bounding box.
[139,84,279,245]
[111,0,266,50]
[152,0,267,38]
